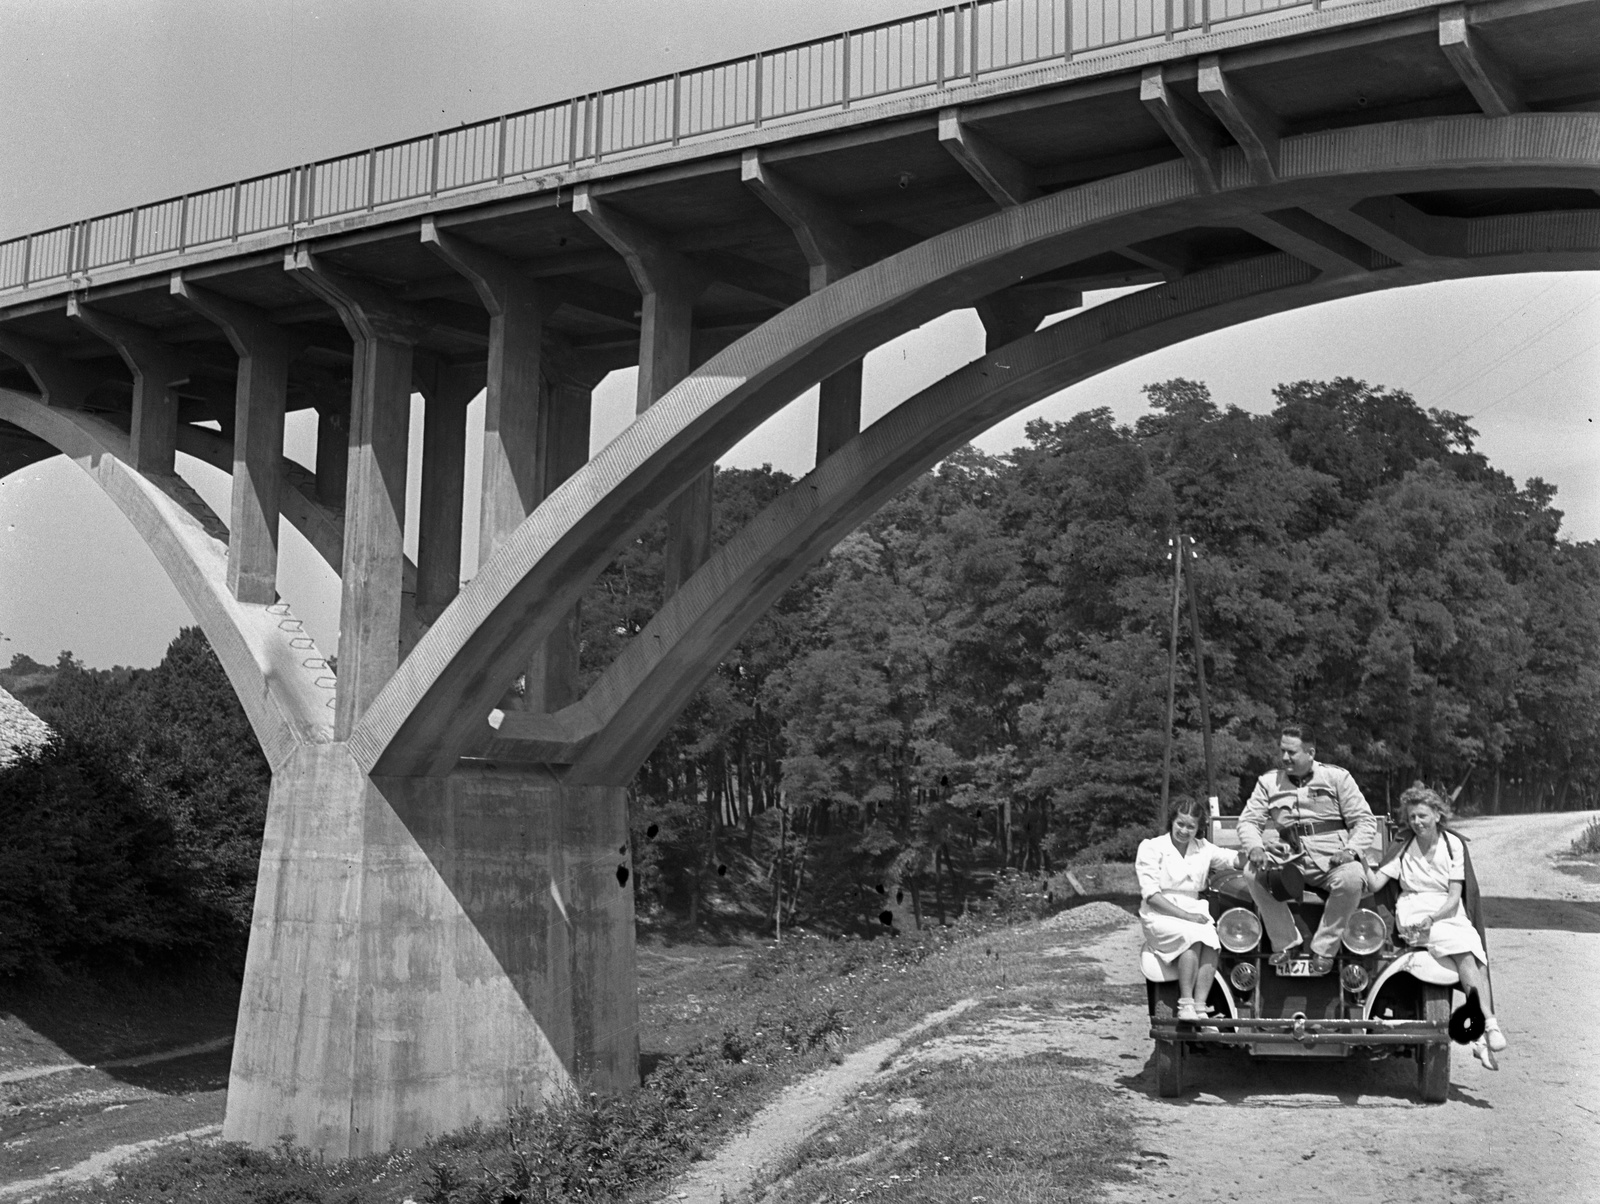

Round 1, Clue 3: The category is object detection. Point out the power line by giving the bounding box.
[1402,278,1564,395]
[1432,290,1600,411]
[1465,333,1600,421]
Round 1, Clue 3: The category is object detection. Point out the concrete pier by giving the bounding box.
[226,745,636,1157]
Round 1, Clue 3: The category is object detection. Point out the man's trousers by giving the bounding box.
[1242,861,1368,957]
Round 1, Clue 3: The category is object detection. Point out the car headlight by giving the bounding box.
[1218,907,1262,954]
[1342,908,1386,956]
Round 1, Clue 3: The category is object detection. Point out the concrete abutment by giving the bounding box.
[226,743,637,1157]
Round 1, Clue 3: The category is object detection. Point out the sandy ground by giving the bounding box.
[665,810,1600,1204]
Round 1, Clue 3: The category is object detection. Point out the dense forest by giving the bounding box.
[3,376,1597,966]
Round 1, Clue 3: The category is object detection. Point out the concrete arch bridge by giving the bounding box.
[1,0,1596,1156]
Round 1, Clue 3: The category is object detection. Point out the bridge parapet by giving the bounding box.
[1,0,1574,303]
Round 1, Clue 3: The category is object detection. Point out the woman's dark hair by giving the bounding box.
[1169,797,1209,829]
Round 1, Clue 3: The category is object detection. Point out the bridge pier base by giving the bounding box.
[224,744,638,1157]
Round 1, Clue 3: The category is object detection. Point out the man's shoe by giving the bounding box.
[1306,954,1335,976]
[1266,944,1303,968]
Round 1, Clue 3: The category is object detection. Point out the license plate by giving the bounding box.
[1277,960,1315,977]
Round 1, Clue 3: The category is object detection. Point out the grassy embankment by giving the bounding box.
[25,902,1144,1204]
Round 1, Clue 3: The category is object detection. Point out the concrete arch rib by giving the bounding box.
[561,228,1600,783]
[0,388,335,765]
[357,112,1600,778]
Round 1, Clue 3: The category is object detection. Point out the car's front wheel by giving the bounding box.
[1417,984,1451,1103]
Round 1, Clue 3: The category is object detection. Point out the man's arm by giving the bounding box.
[1236,775,1271,852]
[1335,769,1378,856]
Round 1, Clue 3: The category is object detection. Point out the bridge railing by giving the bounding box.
[0,0,1348,295]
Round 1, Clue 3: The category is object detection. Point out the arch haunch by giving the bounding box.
[0,387,335,765]
[357,112,1600,780]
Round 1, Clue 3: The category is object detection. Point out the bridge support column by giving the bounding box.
[288,251,431,737]
[66,299,186,474]
[412,356,479,628]
[572,187,712,597]
[527,368,595,711]
[171,276,293,604]
[226,745,637,1157]
[741,151,873,467]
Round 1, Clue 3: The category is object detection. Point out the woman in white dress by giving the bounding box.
[1367,784,1506,1054]
[1135,797,1245,1021]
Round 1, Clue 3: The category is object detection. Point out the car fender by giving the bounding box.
[1140,949,1239,1018]
[1362,950,1458,1018]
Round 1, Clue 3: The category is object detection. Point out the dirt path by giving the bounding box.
[663,999,981,1204]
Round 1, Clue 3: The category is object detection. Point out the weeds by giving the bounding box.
[770,1049,1138,1202]
[28,905,1126,1203]
[1571,817,1600,857]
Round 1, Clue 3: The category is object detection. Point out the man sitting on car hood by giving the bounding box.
[1235,724,1378,975]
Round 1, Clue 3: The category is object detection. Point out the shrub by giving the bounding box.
[991,869,1050,921]
[1571,817,1600,857]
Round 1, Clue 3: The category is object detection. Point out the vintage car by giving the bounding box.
[1143,813,1457,1102]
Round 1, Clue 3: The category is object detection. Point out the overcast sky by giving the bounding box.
[1,0,1595,669]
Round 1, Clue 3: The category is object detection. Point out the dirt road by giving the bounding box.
[1074,809,1600,1204]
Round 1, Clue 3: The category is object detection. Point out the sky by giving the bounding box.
[0,0,1596,670]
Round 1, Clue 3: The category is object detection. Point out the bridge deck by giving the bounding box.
[1,0,1595,433]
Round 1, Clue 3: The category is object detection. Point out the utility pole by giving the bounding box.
[1159,534,1183,832]
[1182,534,1217,813]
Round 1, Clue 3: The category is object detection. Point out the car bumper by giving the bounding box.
[1150,1017,1449,1047]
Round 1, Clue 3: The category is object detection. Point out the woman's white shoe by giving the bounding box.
[1485,1022,1507,1053]
[1176,999,1200,1022]
[1471,1039,1499,1071]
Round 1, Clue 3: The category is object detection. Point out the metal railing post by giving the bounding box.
[841,33,852,109]
[20,234,31,287]
[230,183,242,241]
[672,73,682,145]
[367,148,378,209]
[128,208,140,263]
[1202,0,1211,33]
[937,8,947,86]
[970,1,980,81]
[429,132,441,197]
[594,91,605,162]
[178,195,190,252]
[568,97,581,167]
[1065,0,1074,58]
[496,115,508,183]
[755,53,764,127]
[1165,0,1174,39]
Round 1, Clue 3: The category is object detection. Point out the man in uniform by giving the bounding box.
[1237,724,1377,975]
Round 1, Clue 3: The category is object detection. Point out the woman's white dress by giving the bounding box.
[1135,833,1240,963]
[1378,833,1487,963]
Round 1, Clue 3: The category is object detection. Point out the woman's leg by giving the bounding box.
[1193,946,1221,1010]
[1176,945,1200,1002]
[1454,954,1494,1015]
[1454,954,1505,1049]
